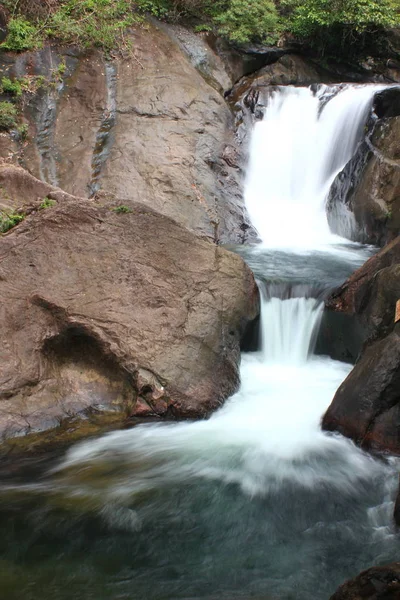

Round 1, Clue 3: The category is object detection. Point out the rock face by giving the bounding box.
[323,239,400,454]
[0,21,254,244]
[329,563,400,600]
[323,327,400,453]
[0,166,258,439]
[328,87,400,247]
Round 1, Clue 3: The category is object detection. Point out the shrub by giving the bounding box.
[0,211,25,233]
[0,102,18,130]
[112,205,132,213]
[40,197,57,209]
[214,0,280,43]
[16,123,29,140]
[0,77,23,98]
[282,0,398,55]
[1,18,40,52]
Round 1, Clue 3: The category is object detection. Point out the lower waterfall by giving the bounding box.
[0,84,398,600]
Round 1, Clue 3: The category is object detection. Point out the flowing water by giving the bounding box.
[1,85,399,600]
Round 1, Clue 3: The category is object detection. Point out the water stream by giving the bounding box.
[0,85,398,600]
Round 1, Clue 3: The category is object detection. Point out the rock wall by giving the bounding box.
[0,21,255,244]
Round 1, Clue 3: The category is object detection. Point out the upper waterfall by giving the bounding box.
[244,85,380,249]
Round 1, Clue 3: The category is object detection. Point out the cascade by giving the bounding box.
[244,85,379,248]
[2,84,398,600]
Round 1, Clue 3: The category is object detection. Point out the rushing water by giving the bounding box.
[1,85,399,600]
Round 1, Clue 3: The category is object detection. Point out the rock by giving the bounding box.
[0,21,254,244]
[394,477,400,526]
[326,238,400,343]
[0,166,259,440]
[158,22,233,95]
[328,87,400,246]
[322,327,400,454]
[323,238,400,454]
[329,563,400,600]
[100,22,251,244]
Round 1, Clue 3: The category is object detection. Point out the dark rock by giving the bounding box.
[322,327,400,454]
[328,88,400,246]
[0,165,259,440]
[394,478,400,526]
[374,87,400,119]
[326,238,400,343]
[329,563,400,600]
[323,238,400,455]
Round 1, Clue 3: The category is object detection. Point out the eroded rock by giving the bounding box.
[0,166,259,439]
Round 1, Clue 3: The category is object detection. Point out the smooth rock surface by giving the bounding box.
[0,166,259,439]
[322,328,400,453]
[0,21,253,244]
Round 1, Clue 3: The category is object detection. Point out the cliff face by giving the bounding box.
[0,21,255,245]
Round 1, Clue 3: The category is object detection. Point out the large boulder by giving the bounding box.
[326,237,400,343]
[322,328,400,453]
[0,166,259,440]
[329,563,400,600]
[323,239,400,453]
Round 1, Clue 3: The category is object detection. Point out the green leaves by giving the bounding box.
[1,18,40,52]
[215,0,280,43]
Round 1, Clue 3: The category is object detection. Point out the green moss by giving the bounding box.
[0,102,18,131]
[0,211,25,233]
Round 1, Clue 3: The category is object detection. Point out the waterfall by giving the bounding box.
[261,295,323,364]
[30,83,399,600]
[244,85,379,248]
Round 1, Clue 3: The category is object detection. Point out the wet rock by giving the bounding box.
[326,238,400,343]
[323,238,400,454]
[329,563,400,600]
[322,327,400,454]
[0,166,259,440]
[328,87,400,246]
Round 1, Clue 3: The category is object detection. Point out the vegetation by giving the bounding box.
[282,0,399,56]
[112,205,132,213]
[0,0,398,56]
[0,211,25,233]
[0,76,23,98]
[40,198,57,209]
[0,102,18,130]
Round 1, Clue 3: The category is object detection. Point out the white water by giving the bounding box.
[261,295,323,364]
[58,85,396,511]
[244,85,380,248]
